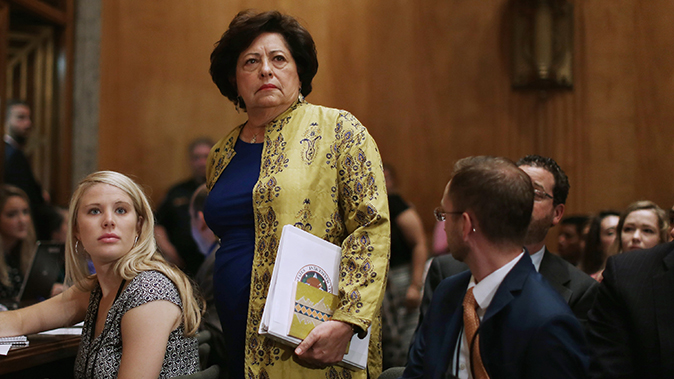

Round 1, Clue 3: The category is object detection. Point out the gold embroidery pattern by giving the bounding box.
[262,134,289,175]
[324,211,345,242]
[294,199,313,232]
[300,123,322,165]
[207,134,237,191]
[258,176,281,204]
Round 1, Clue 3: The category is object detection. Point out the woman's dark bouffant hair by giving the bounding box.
[210,10,318,110]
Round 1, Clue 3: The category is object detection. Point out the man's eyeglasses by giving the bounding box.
[434,207,464,222]
[533,188,553,201]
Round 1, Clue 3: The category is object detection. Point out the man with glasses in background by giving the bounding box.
[403,156,589,378]
[417,155,597,333]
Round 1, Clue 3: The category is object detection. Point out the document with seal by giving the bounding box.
[259,224,370,370]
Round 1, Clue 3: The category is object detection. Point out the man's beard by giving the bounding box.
[448,228,470,262]
[524,212,554,246]
[10,131,28,146]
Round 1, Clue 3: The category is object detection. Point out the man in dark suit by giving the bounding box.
[419,155,597,329]
[403,156,589,379]
[3,99,54,240]
[587,241,674,378]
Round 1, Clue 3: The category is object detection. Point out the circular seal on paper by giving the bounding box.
[296,265,333,293]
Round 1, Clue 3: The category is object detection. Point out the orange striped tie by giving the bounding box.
[463,287,490,379]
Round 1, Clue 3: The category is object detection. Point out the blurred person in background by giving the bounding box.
[155,137,214,277]
[608,200,669,256]
[558,215,590,266]
[4,99,54,240]
[593,201,670,282]
[0,185,36,303]
[579,210,619,280]
[191,183,226,376]
[381,164,427,368]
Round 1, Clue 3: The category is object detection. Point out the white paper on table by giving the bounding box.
[38,321,84,335]
[39,328,82,335]
[0,344,11,355]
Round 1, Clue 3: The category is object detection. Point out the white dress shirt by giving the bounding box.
[452,251,525,379]
[529,246,545,272]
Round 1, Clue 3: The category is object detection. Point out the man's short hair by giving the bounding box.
[561,215,590,234]
[4,99,29,122]
[190,184,209,215]
[449,156,533,246]
[516,155,569,206]
[188,137,214,155]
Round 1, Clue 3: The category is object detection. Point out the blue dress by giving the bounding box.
[203,138,263,379]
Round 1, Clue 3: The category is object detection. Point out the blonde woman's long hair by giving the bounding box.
[64,171,203,336]
[607,200,670,257]
[0,185,36,287]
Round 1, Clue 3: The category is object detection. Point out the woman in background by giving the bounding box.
[594,201,670,282]
[205,10,389,379]
[381,164,427,369]
[0,171,202,378]
[0,185,36,302]
[580,210,619,279]
[608,201,669,256]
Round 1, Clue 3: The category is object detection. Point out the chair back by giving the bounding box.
[173,365,220,379]
[378,366,405,379]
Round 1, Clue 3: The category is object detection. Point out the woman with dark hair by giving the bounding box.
[205,10,390,379]
[0,185,36,303]
[580,210,619,279]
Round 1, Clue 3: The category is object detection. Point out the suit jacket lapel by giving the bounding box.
[539,248,572,303]
[653,249,674,373]
[483,253,534,322]
[437,272,470,376]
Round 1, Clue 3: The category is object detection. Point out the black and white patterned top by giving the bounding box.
[74,270,199,379]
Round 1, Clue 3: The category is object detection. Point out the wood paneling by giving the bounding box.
[98,0,674,243]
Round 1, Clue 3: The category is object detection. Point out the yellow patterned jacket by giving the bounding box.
[206,100,390,379]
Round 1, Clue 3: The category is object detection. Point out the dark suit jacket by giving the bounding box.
[404,253,590,379]
[4,141,44,207]
[419,249,598,329]
[587,242,674,378]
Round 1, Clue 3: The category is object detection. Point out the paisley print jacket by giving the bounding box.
[207,100,390,379]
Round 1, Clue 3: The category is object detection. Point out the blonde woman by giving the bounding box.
[0,171,203,379]
[0,185,36,302]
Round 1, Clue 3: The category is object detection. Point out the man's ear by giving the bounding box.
[197,211,209,231]
[461,212,474,240]
[551,203,565,226]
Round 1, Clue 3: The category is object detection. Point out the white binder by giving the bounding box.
[259,224,371,370]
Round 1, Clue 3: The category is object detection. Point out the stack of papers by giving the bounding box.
[39,321,84,335]
[259,225,371,371]
[0,335,29,355]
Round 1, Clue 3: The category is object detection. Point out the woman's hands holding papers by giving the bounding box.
[294,320,353,368]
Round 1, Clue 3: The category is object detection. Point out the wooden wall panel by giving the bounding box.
[98,0,674,246]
